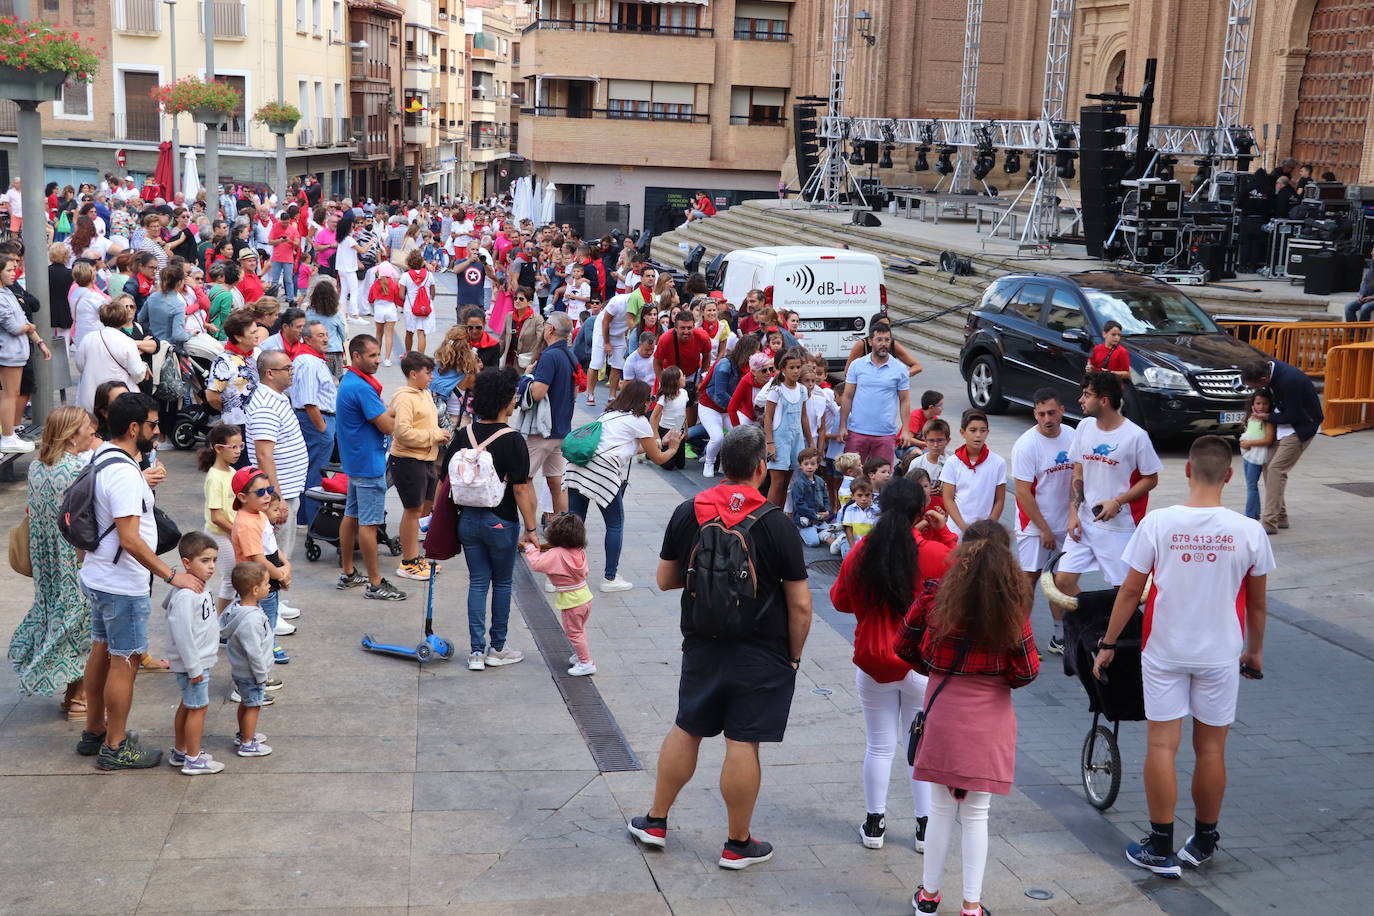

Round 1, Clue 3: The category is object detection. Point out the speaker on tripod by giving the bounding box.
[851,211,883,227]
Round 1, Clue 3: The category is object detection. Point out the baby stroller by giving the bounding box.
[1041,558,1146,811]
[170,333,224,450]
[302,468,402,562]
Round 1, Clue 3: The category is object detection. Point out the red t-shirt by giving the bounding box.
[1089,343,1130,372]
[653,328,714,380]
[238,270,264,305]
[908,407,930,437]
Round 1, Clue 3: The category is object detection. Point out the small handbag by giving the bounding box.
[8,515,31,577]
[907,638,970,766]
[153,506,182,555]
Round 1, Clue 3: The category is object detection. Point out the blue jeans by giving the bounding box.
[268,260,297,302]
[568,481,627,581]
[459,507,520,653]
[261,589,279,629]
[296,410,336,526]
[1243,460,1264,519]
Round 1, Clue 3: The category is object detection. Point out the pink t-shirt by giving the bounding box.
[313,228,337,267]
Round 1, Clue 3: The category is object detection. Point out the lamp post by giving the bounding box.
[164,0,180,196]
[202,0,219,215]
[275,0,286,204]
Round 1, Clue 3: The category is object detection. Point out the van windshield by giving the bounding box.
[1084,287,1218,335]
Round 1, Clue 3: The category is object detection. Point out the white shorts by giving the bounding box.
[1016,529,1067,573]
[404,310,436,334]
[590,339,626,372]
[371,301,399,323]
[1059,524,1135,586]
[1142,654,1240,727]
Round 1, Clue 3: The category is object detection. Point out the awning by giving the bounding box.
[533,74,599,82]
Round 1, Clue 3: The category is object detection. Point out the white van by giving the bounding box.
[717,246,886,370]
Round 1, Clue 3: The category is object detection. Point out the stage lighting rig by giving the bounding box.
[1156,155,1178,181]
[850,143,865,165]
[879,145,894,169]
[934,145,957,175]
[1003,150,1022,174]
[915,147,930,171]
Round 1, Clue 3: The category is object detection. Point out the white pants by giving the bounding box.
[274,496,300,561]
[340,268,362,317]
[855,668,932,818]
[922,787,992,904]
[699,404,727,465]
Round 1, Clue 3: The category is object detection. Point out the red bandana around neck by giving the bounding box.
[347,365,383,394]
[223,341,255,359]
[297,345,327,363]
[954,444,990,471]
[693,482,769,527]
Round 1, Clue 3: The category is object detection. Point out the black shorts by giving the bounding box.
[19,351,34,396]
[388,455,437,509]
[675,640,797,743]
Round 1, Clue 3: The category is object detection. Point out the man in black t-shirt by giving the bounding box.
[627,425,812,870]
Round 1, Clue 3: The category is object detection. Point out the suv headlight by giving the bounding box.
[1137,366,1192,391]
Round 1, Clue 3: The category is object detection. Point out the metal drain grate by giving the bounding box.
[1325,482,1374,498]
[807,558,842,578]
[513,563,643,772]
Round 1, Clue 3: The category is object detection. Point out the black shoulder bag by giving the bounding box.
[907,638,970,766]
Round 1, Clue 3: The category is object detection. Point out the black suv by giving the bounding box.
[958,270,1266,435]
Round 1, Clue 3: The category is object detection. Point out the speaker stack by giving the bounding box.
[1079,104,1132,258]
[1119,179,1184,265]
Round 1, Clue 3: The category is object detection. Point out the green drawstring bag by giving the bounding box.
[55,210,71,235]
[560,418,604,466]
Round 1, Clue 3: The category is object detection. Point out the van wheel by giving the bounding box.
[967,355,1007,413]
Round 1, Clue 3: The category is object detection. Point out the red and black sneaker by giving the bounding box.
[718,835,774,870]
[627,814,667,849]
[913,885,941,914]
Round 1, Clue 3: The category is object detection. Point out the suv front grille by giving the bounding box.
[1192,370,1247,398]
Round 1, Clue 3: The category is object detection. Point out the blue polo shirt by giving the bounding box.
[532,340,577,439]
[844,353,909,437]
[335,370,388,478]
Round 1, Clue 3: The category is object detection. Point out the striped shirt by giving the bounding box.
[245,384,309,500]
[289,352,337,413]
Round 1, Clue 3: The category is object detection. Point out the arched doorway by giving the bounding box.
[1291,1,1374,179]
[1106,51,1126,96]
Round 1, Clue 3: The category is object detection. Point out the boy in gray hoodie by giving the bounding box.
[222,561,274,757]
[165,532,225,775]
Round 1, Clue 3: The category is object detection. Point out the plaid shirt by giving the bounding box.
[898,608,1040,688]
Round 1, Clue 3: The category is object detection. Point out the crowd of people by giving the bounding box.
[2,177,1284,916]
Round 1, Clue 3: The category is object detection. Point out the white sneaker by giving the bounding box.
[278,604,301,620]
[702,462,715,478]
[383,358,392,367]
[0,435,34,454]
[599,577,634,594]
[830,537,843,556]
[467,651,486,671]
[273,618,297,636]
[228,688,242,703]
[568,653,579,667]
[568,660,597,676]
[485,646,525,666]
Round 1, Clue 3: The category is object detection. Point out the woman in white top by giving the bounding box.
[68,260,108,348]
[563,380,682,593]
[73,299,148,409]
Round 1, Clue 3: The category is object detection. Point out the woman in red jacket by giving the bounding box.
[903,520,1040,916]
[830,476,956,853]
[726,350,775,426]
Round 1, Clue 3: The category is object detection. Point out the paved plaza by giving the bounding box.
[2,292,1373,914]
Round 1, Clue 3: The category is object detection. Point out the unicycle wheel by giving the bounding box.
[1081,724,1122,810]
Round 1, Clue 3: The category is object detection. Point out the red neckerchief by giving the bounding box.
[637,282,653,301]
[223,341,255,359]
[136,273,155,296]
[474,330,500,349]
[953,444,990,470]
[282,339,310,360]
[347,365,383,395]
[693,482,769,526]
[296,345,327,363]
[702,319,719,339]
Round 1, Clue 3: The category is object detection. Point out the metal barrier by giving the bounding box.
[1322,342,1374,436]
[1220,320,1374,379]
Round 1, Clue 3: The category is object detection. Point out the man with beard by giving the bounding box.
[837,322,915,464]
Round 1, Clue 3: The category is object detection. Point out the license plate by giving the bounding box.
[796,319,825,331]
[1219,411,1245,425]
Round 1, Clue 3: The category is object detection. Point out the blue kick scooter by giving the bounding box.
[360,561,455,662]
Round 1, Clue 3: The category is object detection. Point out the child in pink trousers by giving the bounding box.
[523,513,596,676]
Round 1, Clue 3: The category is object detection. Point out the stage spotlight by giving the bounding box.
[849,143,865,165]
[879,145,894,169]
[915,146,930,171]
[1026,153,1040,178]
[1156,155,1178,181]
[934,146,956,175]
[1003,150,1021,174]
[1055,152,1076,180]
[1190,157,1212,192]
[973,153,996,181]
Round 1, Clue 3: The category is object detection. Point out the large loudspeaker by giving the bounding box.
[1304,250,1338,296]
[851,211,883,227]
[1080,105,1131,258]
[792,105,820,191]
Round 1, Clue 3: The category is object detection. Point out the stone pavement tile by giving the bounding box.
[1005,829,1102,857]
[135,856,410,911]
[204,697,419,738]
[0,813,174,865]
[770,862,907,896]
[412,769,597,811]
[727,893,865,914]
[169,735,419,774]
[0,735,118,775]
[0,772,187,816]
[0,858,155,915]
[178,773,414,813]
[448,845,659,903]
[415,732,597,772]
[159,811,412,859]
[409,893,673,916]
[409,809,558,855]
[653,868,787,899]
[403,854,501,906]
[648,899,734,916]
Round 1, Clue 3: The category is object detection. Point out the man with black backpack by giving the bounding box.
[628,425,812,870]
[71,392,203,770]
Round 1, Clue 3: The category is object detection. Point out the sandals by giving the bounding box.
[138,653,172,672]
[60,698,88,721]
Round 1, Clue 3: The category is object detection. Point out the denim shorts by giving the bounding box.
[86,587,152,658]
[345,474,388,526]
[175,671,210,710]
[233,676,266,707]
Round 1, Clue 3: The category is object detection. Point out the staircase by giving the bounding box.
[652,199,1336,363]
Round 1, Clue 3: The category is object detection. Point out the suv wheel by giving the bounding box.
[967,354,1008,413]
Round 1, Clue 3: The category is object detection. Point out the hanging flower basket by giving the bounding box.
[253,101,301,135]
[0,18,102,101]
[152,75,241,118]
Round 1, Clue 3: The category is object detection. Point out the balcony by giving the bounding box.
[196,0,249,39]
[727,124,789,171]
[523,19,713,38]
[113,111,163,143]
[114,0,161,34]
[728,38,792,87]
[519,108,709,168]
[297,127,315,148]
[352,133,390,161]
[520,24,713,82]
[350,58,392,83]
[317,118,334,146]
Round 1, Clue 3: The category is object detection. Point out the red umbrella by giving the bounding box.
[149,141,174,201]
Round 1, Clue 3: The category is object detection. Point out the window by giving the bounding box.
[729,86,785,125]
[312,0,321,34]
[298,79,311,138]
[607,80,695,121]
[1046,289,1086,334]
[56,79,93,120]
[981,279,1017,313]
[42,0,60,12]
[611,2,700,35]
[331,0,342,39]
[296,0,307,31]
[1005,283,1048,323]
[734,1,788,40]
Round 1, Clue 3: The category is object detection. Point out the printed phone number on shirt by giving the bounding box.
[1170,533,1236,546]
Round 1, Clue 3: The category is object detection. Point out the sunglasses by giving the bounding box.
[244,485,276,498]
[514,295,529,302]
[215,441,245,450]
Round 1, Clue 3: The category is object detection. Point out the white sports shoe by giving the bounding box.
[273,618,297,636]
[0,435,34,454]
[568,660,597,676]
[599,577,634,594]
[278,604,301,620]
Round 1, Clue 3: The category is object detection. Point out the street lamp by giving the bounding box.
[164,0,180,196]
[854,10,876,46]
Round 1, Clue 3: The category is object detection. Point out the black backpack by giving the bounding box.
[685,504,780,640]
[58,450,180,560]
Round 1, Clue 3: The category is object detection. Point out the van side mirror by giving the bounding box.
[1061,327,1088,346]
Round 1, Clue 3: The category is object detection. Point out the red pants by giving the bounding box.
[562,601,593,664]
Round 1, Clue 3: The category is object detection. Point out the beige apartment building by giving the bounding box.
[466,0,516,200]
[516,0,795,234]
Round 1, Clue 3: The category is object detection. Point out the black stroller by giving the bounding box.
[1043,559,1146,811]
[170,334,224,450]
[302,467,402,562]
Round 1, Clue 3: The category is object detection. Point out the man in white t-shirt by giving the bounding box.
[1055,370,1161,598]
[78,392,205,770]
[1010,388,1076,648]
[621,332,658,386]
[938,408,1006,538]
[335,223,363,320]
[597,292,632,399]
[3,178,22,231]
[1093,435,1273,878]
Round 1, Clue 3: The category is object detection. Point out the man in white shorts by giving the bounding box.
[1093,435,1272,878]
[1010,388,1075,652]
[1055,371,1160,604]
[596,291,631,401]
